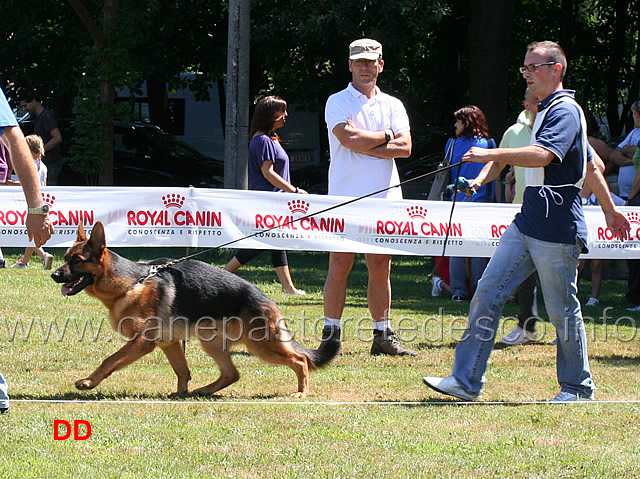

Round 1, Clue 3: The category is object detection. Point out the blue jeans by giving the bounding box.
[449,256,489,298]
[0,370,8,409]
[452,223,594,398]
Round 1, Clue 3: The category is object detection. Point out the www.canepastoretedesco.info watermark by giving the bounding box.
[0,307,637,345]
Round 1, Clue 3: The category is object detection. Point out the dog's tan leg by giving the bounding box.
[287,355,310,399]
[75,337,156,390]
[191,340,240,396]
[159,341,191,395]
[245,340,311,398]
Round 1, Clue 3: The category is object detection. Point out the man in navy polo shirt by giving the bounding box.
[0,86,54,413]
[423,41,630,402]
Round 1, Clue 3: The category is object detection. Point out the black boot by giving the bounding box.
[320,325,341,353]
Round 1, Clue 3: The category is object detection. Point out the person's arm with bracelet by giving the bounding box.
[260,160,308,194]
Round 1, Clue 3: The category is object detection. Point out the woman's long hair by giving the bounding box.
[249,96,287,140]
[454,105,490,139]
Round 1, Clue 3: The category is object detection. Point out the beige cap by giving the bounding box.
[349,38,382,60]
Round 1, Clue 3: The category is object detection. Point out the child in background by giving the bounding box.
[11,135,53,270]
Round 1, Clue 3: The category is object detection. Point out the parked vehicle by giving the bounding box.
[20,118,224,188]
[396,153,442,200]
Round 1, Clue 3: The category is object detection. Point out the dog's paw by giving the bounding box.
[190,387,211,396]
[168,390,189,399]
[75,378,95,390]
[290,391,308,399]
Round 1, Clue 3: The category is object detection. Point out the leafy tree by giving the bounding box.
[2,0,638,182]
[250,0,450,155]
[0,0,89,115]
[509,0,640,138]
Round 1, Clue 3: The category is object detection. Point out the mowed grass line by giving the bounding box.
[0,249,639,478]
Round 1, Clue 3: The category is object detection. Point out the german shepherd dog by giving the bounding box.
[51,222,338,398]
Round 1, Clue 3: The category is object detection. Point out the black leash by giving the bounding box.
[138,161,468,283]
[427,159,464,281]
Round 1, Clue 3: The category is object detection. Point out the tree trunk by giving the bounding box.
[223,0,250,190]
[605,0,628,137]
[98,0,118,186]
[467,0,515,140]
[146,78,171,132]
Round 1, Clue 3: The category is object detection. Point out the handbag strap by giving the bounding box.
[443,138,455,166]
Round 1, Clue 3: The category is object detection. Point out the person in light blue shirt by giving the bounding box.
[0,86,55,413]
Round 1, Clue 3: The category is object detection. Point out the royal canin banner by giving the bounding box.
[0,187,638,259]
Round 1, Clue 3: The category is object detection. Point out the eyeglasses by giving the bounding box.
[519,62,555,74]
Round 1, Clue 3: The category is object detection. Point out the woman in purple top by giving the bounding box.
[224,96,308,294]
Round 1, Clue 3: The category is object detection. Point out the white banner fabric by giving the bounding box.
[0,187,638,259]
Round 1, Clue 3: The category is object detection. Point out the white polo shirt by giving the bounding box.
[325,83,410,199]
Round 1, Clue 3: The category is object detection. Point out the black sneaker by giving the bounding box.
[371,330,417,356]
[0,259,6,269]
[320,325,341,353]
[0,407,8,414]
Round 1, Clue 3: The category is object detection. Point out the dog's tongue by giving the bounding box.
[61,285,72,296]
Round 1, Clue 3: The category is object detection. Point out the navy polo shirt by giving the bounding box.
[514,90,591,249]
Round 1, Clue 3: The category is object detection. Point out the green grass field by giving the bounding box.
[0,248,639,478]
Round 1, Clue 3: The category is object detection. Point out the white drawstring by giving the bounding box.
[537,185,574,217]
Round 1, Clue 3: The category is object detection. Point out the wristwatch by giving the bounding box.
[384,130,391,143]
[28,204,50,215]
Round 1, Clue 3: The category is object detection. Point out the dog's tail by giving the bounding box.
[292,339,340,369]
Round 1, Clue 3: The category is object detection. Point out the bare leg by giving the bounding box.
[365,253,392,323]
[23,247,35,263]
[224,256,242,273]
[323,252,355,320]
[275,265,304,294]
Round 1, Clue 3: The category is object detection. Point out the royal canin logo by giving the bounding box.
[127,193,221,227]
[254,199,344,233]
[406,206,427,219]
[0,192,94,227]
[42,193,55,207]
[288,200,309,214]
[162,194,185,208]
[376,204,462,237]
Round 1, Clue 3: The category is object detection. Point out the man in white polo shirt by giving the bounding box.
[321,38,415,356]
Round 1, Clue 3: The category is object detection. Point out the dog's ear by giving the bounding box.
[87,221,106,256]
[77,223,87,242]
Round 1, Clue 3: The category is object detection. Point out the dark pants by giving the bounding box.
[235,249,288,268]
[626,259,640,304]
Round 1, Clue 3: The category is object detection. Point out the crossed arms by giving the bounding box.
[332,119,412,159]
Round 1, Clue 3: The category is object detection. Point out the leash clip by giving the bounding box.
[137,265,160,284]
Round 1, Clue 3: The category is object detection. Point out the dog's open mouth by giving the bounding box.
[62,276,93,296]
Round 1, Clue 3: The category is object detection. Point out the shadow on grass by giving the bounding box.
[12,390,281,402]
[592,354,640,366]
[417,342,457,350]
[12,391,173,401]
